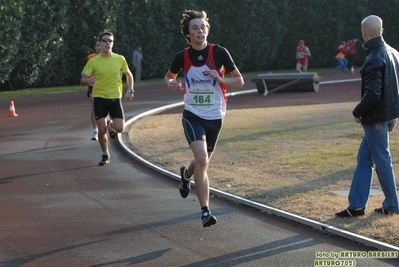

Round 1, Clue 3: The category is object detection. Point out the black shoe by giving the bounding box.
[99,154,110,166]
[335,208,365,217]
[179,166,191,198]
[202,211,217,227]
[109,130,116,139]
[374,207,399,215]
[108,120,116,139]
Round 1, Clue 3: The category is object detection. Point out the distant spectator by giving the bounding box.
[295,40,311,73]
[132,45,144,82]
[346,39,357,70]
[333,41,348,72]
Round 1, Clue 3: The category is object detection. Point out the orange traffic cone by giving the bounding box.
[177,79,184,90]
[350,65,355,74]
[8,100,18,117]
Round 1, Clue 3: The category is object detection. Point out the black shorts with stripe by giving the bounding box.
[182,110,222,152]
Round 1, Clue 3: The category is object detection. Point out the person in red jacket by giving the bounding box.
[346,39,357,70]
[296,40,311,73]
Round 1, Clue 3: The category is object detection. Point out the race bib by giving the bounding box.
[187,85,215,109]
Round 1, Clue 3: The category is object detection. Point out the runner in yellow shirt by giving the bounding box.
[81,31,135,166]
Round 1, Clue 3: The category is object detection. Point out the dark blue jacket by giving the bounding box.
[353,36,399,124]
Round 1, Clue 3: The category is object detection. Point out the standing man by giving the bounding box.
[164,10,244,227]
[81,31,135,166]
[85,40,102,141]
[295,40,311,73]
[336,15,399,217]
[132,45,144,82]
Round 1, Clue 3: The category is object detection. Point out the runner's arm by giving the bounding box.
[81,74,95,86]
[207,68,244,88]
[305,47,311,57]
[164,70,179,91]
[124,70,134,100]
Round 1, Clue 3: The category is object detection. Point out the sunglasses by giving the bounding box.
[101,38,113,43]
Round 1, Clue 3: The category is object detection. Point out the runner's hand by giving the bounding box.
[87,77,96,86]
[168,80,179,91]
[125,90,134,101]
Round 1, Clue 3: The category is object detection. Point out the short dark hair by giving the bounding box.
[180,10,210,43]
[99,31,114,41]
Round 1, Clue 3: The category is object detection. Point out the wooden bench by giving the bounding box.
[251,73,320,96]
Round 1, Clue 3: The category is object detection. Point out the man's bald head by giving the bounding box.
[361,15,383,42]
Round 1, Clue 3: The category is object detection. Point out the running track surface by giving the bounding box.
[1,72,398,266]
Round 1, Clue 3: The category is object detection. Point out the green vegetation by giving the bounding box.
[2,1,399,90]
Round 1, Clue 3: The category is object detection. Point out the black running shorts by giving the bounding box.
[182,110,222,152]
[94,97,124,120]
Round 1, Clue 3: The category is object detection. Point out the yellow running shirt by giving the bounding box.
[82,53,129,99]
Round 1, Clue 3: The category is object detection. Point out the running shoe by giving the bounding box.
[91,130,98,141]
[99,154,110,166]
[108,120,116,139]
[179,166,191,198]
[109,129,116,139]
[202,211,217,227]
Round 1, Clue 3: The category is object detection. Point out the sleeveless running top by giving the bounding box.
[183,44,227,120]
[297,46,308,65]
